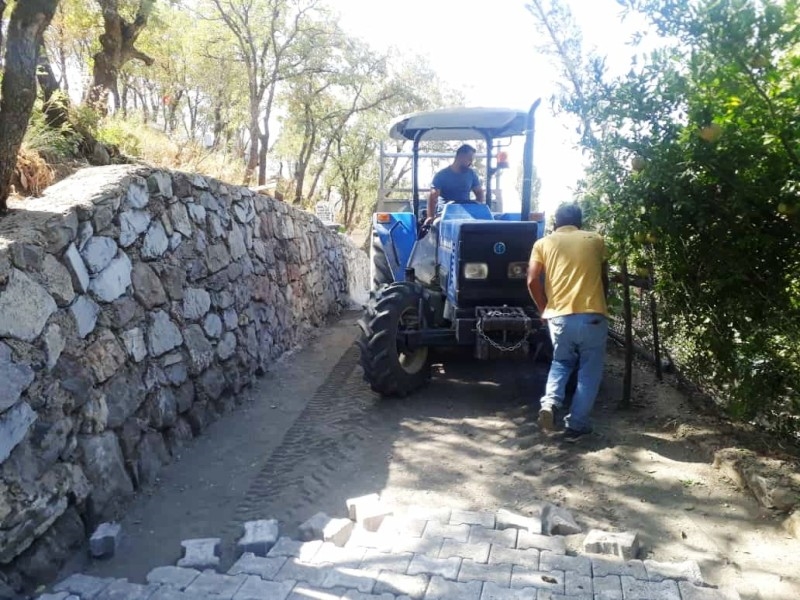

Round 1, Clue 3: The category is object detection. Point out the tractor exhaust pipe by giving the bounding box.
[521,99,541,222]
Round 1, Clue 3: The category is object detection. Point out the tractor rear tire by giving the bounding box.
[370,233,393,291]
[357,283,431,397]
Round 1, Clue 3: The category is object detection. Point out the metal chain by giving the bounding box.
[475,311,529,353]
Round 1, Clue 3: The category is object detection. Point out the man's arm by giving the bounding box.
[473,185,485,203]
[426,188,440,224]
[602,260,609,299]
[527,259,548,318]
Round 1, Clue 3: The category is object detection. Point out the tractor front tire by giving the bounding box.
[357,283,431,397]
[370,233,393,291]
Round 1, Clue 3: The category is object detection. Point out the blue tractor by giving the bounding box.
[358,101,549,397]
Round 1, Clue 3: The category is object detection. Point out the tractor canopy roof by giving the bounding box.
[388,106,528,142]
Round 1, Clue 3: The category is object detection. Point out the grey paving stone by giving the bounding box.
[423,575,481,600]
[620,576,681,600]
[423,522,470,543]
[677,581,741,600]
[379,516,427,538]
[541,504,581,536]
[488,546,540,571]
[95,579,158,599]
[407,506,452,524]
[287,583,343,600]
[450,510,496,529]
[516,531,566,555]
[184,571,247,598]
[312,542,368,568]
[583,530,640,560]
[36,594,73,600]
[496,509,543,534]
[537,591,591,600]
[393,536,443,558]
[343,592,400,600]
[90,522,122,558]
[374,571,430,599]
[407,554,461,580]
[592,575,623,599]
[177,538,221,569]
[146,566,201,589]
[539,551,592,576]
[347,527,396,552]
[480,582,538,600]
[232,575,295,600]
[510,565,564,593]
[300,512,354,546]
[322,567,379,593]
[347,495,393,532]
[227,552,287,579]
[276,557,330,586]
[269,537,324,561]
[438,539,490,563]
[348,494,380,519]
[237,519,279,556]
[457,560,512,587]
[468,525,517,549]
[148,588,196,600]
[361,549,414,573]
[53,574,114,598]
[564,572,593,596]
[590,557,647,580]
[644,559,704,585]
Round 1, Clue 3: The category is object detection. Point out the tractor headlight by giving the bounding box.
[507,262,528,279]
[463,262,489,280]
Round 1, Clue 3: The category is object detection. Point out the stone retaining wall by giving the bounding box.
[0,165,368,591]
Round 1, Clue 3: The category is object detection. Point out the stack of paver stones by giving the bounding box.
[38,494,740,600]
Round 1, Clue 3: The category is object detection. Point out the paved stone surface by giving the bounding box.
[583,529,641,560]
[236,519,279,557]
[35,497,731,600]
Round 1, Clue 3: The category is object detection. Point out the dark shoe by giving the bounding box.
[538,407,554,432]
[560,428,589,444]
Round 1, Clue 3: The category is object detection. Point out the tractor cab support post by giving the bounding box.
[521,99,542,222]
[412,130,424,232]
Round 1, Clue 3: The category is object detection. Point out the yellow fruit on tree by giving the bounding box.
[700,123,723,143]
[631,156,646,172]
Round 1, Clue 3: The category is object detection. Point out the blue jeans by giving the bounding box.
[540,313,608,433]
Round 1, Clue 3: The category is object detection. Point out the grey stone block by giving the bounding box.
[360,548,414,573]
[312,542,367,568]
[424,575,481,600]
[509,565,564,593]
[347,494,393,532]
[35,594,73,600]
[232,575,295,600]
[53,573,114,598]
[539,551,591,576]
[0,341,34,412]
[147,587,195,600]
[393,536,443,558]
[96,579,158,599]
[644,559,704,585]
[438,540,490,564]
[0,401,37,464]
[374,571,429,599]
[516,530,566,555]
[468,525,517,549]
[487,545,540,570]
[407,554,461,580]
[347,526,396,552]
[90,522,122,558]
[237,519,279,556]
[583,529,641,560]
[146,565,200,589]
[275,557,329,587]
[678,581,741,600]
[541,504,581,536]
[592,575,623,599]
[565,572,593,596]
[378,516,427,538]
[590,557,648,580]
[299,512,355,546]
[620,576,681,600]
[177,538,221,570]
[495,508,542,534]
[450,510,495,529]
[480,582,538,600]
[422,522,469,543]
[289,584,342,600]
[228,552,286,579]
[457,560,512,587]
[184,571,247,598]
[322,567,378,593]
[268,537,323,562]
[342,591,400,600]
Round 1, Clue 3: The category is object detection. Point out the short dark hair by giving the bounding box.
[554,202,582,229]
[456,144,476,157]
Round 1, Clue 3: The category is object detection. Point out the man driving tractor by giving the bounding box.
[424,144,486,225]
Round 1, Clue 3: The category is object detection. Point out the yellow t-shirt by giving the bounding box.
[530,225,608,319]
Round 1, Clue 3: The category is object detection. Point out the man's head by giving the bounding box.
[553,202,583,229]
[454,144,476,170]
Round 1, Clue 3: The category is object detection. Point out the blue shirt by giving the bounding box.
[432,166,480,202]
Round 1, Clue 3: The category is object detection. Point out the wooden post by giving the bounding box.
[620,261,633,408]
[649,272,663,381]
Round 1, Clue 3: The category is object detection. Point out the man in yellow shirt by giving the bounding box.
[527,202,609,442]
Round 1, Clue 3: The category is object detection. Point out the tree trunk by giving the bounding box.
[37,43,69,129]
[244,111,259,185]
[0,0,60,212]
[257,86,277,186]
[88,0,155,114]
[0,1,7,58]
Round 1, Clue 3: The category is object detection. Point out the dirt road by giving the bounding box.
[78,312,800,600]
